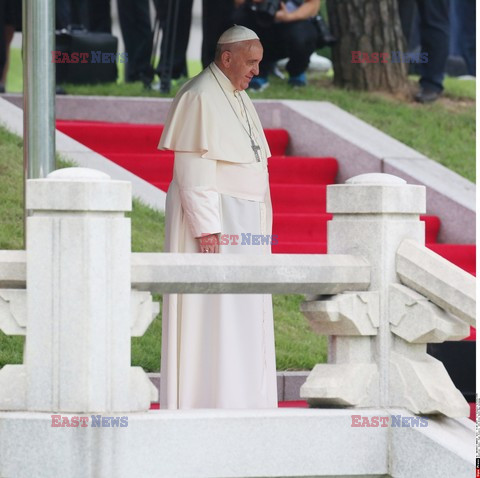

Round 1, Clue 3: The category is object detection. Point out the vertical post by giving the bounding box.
[301,173,425,407]
[23,0,56,244]
[24,168,154,412]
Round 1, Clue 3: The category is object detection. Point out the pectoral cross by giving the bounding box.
[251,139,261,162]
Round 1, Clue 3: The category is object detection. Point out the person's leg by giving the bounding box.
[201,0,234,68]
[456,0,476,76]
[1,24,13,86]
[416,0,450,93]
[279,19,317,82]
[0,1,6,91]
[86,0,111,33]
[398,0,420,51]
[55,0,72,29]
[156,0,193,80]
[117,0,153,83]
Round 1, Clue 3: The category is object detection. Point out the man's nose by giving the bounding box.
[252,64,259,76]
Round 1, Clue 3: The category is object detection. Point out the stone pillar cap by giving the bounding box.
[328,173,426,214]
[346,173,406,185]
[47,167,110,181]
[27,167,132,212]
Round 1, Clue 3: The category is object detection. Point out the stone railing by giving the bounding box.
[0,168,475,417]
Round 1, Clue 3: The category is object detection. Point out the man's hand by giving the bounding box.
[275,2,292,22]
[275,0,320,22]
[197,233,220,254]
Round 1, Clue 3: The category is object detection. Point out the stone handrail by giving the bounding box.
[0,168,475,420]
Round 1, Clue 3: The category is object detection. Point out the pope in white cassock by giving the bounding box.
[158,25,278,409]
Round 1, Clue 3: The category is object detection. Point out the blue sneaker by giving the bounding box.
[249,76,269,92]
[288,72,307,87]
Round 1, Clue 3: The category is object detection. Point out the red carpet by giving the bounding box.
[56,119,475,421]
[56,120,475,338]
[149,401,475,421]
[149,401,309,410]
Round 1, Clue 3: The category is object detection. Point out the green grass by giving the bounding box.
[0,125,325,372]
[1,45,474,372]
[6,47,474,182]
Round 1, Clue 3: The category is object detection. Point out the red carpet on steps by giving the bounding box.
[149,401,309,410]
[149,402,476,421]
[56,120,475,275]
[56,119,476,388]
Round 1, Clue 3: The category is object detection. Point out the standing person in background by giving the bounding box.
[398,0,450,103]
[154,0,235,81]
[117,0,154,85]
[86,0,112,33]
[233,0,320,91]
[158,25,277,410]
[450,0,475,77]
[155,0,193,81]
[0,0,20,93]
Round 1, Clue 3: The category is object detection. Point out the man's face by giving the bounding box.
[221,40,263,91]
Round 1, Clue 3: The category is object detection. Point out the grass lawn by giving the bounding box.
[5,47,475,182]
[0,126,326,372]
[0,45,474,372]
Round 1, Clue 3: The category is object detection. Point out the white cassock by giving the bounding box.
[158,61,278,409]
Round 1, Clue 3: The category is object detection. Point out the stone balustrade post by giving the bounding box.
[10,167,156,412]
[300,173,470,416]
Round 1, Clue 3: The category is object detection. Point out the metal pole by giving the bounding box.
[23,0,56,245]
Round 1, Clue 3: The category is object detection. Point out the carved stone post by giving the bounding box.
[0,167,157,412]
[300,173,470,416]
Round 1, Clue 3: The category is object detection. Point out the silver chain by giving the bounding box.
[209,65,262,162]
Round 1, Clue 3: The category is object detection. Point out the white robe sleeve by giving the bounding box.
[174,152,221,238]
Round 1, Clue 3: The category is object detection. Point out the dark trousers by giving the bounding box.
[0,2,6,83]
[451,0,476,76]
[201,0,234,67]
[117,0,153,82]
[87,0,111,33]
[233,7,317,78]
[0,0,21,82]
[155,0,234,79]
[398,0,450,92]
[155,0,193,79]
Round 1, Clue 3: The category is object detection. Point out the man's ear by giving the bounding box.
[221,50,232,68]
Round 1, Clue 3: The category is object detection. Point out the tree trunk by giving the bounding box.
[326,0,410,94]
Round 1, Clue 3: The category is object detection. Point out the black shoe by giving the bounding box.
[0,84,5,93]
[414,88,441,104]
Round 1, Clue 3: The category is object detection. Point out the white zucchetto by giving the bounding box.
[217,25,259,45]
